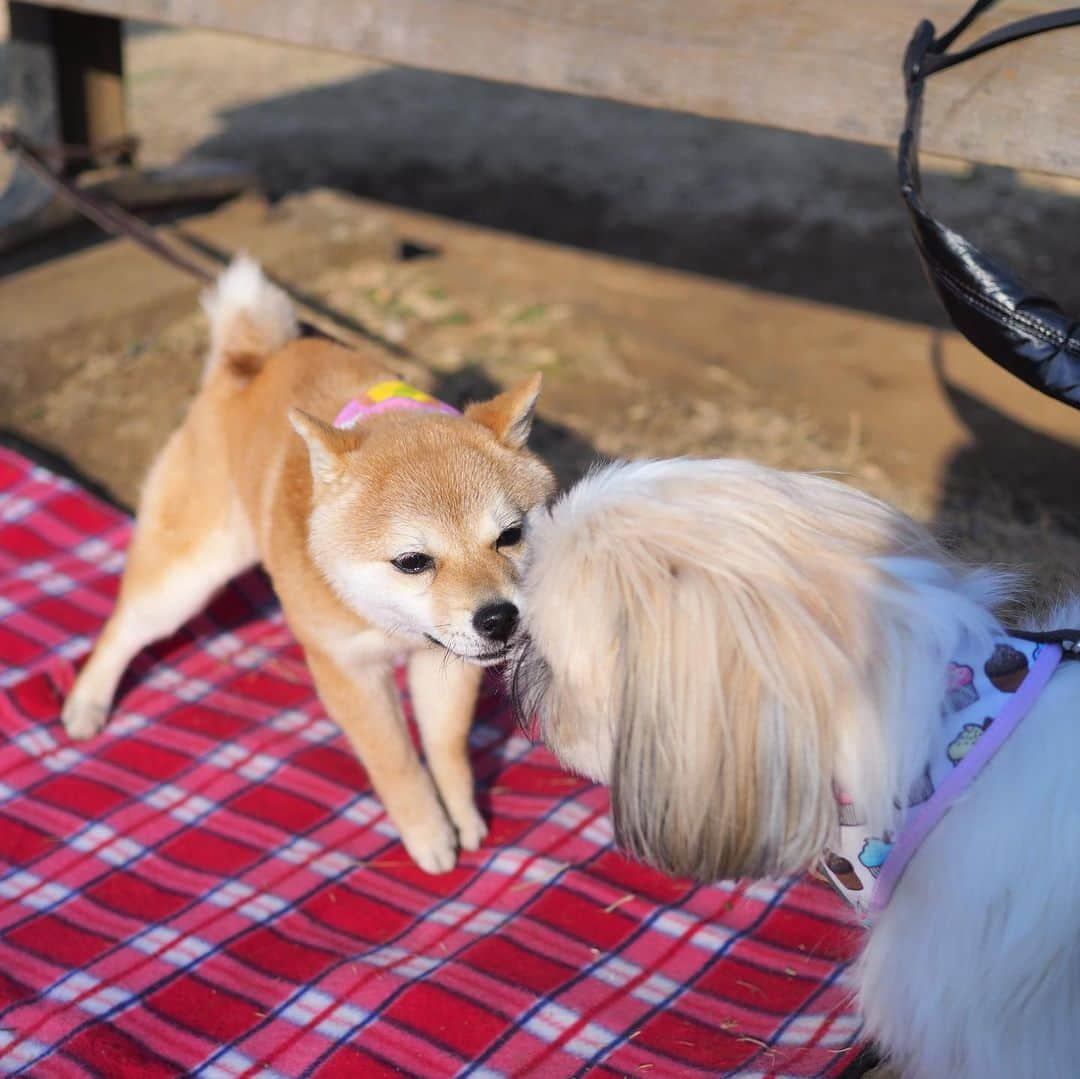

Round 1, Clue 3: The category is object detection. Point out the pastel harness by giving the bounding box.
[821,634,1064,924]
[333,380,460,428]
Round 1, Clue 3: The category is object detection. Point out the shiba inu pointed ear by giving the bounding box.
[288,408,359,484]
[465,373,542,450]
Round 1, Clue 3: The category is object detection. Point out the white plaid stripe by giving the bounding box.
[0,870,43,901]
[204,880,254,907]
[633,971,680,1005]
[57,636,91,660]
[174,678,213,702]
[298,718,338,743]
[237,753,280,781]
[565,1020,619,1059]
[0,1032,50,1070]
[69,823,143,867]
[9,879,72,910]
[341,800,381,827]
[12,729,58,757]
[39,573,74,596]
[42,748,83,772]
[238,892,288,923]
[280,987,336,1026]
[314,1002,369,1040]
[277,837,320,864]
[201,1052,287,1079]
[0,494,35,522]
[592,955,639,990]
[73,537,112,563]
[524,1001,580,1044]
[309,850,355,878]
[269,710,308,734]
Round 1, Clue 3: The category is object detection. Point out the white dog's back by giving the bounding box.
[859,650,1080,1079]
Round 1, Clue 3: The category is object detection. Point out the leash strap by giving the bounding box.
[1009,627,1080,658]
[1,127,216,283]
[1,127,414,360]
[921,3,1080,75]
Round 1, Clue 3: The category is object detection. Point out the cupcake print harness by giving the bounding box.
[822,634,1067,924]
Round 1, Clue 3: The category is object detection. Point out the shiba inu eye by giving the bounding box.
[392,552,434,574]
[496,525,523,550]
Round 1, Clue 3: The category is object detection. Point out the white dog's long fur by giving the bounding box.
[512,458,1080,1079]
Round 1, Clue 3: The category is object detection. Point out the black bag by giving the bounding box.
[899,0,1080,408]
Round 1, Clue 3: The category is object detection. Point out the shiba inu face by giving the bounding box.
[293,378,555,665]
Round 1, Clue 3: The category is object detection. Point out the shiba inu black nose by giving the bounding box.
[474,601,519,643]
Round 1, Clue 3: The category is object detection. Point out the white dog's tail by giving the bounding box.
[199,254,298,383]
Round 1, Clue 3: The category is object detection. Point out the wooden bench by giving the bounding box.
[3,1,1079,248]
[48,1,1080,170]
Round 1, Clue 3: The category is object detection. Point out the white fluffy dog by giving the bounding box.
[510,458,1079,1079]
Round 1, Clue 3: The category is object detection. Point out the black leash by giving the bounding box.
[0,127,419,362]
[2,127,215,283]
[1009,627,1080,658]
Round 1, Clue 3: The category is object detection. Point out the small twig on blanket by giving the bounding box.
[261,658,310,684]
[737,1035,776,1057]
[735,979,764,996]
[602,892,635,914]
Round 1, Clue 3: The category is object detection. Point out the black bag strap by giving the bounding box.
[925,2,1080,74]
[899,2,1080,409]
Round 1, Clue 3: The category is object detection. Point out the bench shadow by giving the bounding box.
[927,340,1080,555]
[185,65,1080,329]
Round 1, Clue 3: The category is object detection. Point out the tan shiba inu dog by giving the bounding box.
[63,256,554,873]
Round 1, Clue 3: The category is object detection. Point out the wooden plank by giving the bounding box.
[35,1,1080,177]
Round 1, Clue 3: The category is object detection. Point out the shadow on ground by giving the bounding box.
[927,341,1079,547]
[187,67,1080,329]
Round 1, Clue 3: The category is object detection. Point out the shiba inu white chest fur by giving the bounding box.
[63,256,554,873]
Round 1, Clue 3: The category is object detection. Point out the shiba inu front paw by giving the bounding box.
[454,806,489,852]
[402,816,459,875]
[62,695,109,740]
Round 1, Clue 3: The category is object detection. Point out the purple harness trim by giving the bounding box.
[871,642,1062,912]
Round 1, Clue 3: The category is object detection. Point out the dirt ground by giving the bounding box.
[2,21,1078,592]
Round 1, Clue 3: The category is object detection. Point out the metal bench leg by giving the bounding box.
[51,7,131,165]
[1,2,254,254]
[0,2,68,248]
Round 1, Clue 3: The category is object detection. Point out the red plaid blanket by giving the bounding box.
[0,446,863,1077]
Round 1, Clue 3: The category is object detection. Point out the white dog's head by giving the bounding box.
[510,458,953,882]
